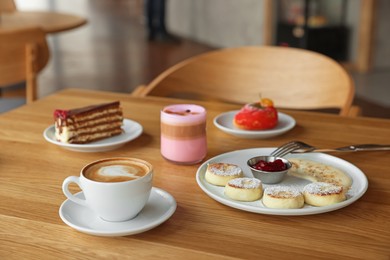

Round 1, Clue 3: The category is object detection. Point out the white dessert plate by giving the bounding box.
[213,110,295,139]
[196,148,368,216]
[59,187,176,236]
[43,119,143,152]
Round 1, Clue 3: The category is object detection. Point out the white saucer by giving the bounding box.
[59,187,176,236]
[43,119,143,152]
[213,110,295,139]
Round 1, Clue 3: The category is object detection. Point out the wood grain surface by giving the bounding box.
[0,11,87,33]
[0,88,389,259]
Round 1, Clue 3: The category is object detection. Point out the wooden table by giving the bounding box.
[1,88,389,259]
[0,11,87,33]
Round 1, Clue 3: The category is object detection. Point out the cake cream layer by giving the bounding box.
[54,101,123,144]
[60,128,122,144]
[56,109,122,128]
[55,121,123,143]
[57,113,122,131]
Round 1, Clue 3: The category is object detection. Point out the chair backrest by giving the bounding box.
[141,46,355,116]
[0,0,17,12]
[0,27,50,103]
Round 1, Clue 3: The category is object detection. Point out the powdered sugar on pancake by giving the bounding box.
[208,163,242,176]
[264,186,302,198]
[303,182,343,195]
[227,178,262,189]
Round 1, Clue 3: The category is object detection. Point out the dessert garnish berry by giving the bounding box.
[53,109,68,120]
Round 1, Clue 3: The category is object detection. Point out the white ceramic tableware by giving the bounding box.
[43,118,143,152]
[196,148,368,216]
[213,111,295,139]
[62,158,153,222]
[59,188,176,236]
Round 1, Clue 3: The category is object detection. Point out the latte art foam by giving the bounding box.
[99,165,143,179]
[84,159,149,183]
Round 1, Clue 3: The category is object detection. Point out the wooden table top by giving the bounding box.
[1,88,389,259]
[0,11,87,33]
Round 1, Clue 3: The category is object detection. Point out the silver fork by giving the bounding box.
[270,141,314,157]
[271,141,390,157]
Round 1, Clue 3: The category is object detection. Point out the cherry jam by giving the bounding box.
[252,159,287,172]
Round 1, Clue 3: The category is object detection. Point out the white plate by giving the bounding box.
[213,110,296,139]
[43,119,143,152]
[59,187,176,236]
[196,148,368,216]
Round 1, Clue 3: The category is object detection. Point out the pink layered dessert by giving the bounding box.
[161,104,207,164]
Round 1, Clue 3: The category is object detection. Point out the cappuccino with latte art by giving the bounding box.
[84,159,149,182]
[62,157,153,221]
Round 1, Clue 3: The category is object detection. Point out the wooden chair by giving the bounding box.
[0,0,17,12]
[132,46,360,116]
[0,27,50,103]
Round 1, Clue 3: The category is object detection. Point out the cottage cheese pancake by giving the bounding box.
[224,177,263,202]
[263,186,304,209]
[303,182,346,207]
[288,158,352,190]
[205,163,243,186]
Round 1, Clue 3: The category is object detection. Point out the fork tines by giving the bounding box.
[271,141,302,158]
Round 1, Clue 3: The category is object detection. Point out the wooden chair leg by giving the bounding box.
[25,43,38,103]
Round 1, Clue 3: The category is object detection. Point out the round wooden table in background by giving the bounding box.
[0,11,87,33]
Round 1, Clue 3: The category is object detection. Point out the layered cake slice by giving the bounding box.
[54,101,123,144]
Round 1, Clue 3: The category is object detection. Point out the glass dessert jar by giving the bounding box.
[160,104,207,164]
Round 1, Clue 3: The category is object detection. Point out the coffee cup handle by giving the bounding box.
[62,176,87,207]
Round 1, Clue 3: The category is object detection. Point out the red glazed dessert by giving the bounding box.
[233,98,278,130]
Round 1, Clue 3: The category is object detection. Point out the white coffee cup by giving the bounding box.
[62,157,153,222]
